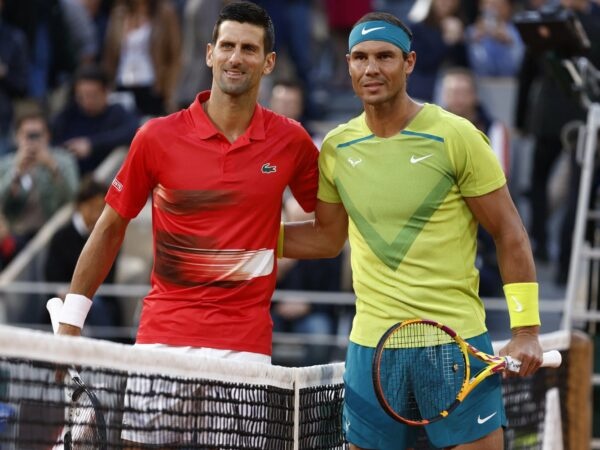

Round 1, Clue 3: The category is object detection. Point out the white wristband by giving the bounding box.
[58,293,92,329]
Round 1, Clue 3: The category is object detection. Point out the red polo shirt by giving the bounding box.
[106,91,319,355]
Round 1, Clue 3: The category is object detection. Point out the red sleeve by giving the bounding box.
[288,129,319,213]
[105,123,157,218]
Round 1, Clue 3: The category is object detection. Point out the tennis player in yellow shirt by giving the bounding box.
[282,11,543,450]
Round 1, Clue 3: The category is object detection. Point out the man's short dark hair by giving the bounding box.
[123,0,158,15]
[76,176,108,206]
[15,110,49,132]
[354,12,413,58]
[212,1,275,54]
[443,67,477,85]
[74,64,110,88]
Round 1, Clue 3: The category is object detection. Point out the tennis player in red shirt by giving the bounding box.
[57,0,318,354]
[52,3,318,444]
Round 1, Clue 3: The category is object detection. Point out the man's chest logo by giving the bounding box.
[348,157,363,167]
[261,163,277,174]
[410,154,433,164]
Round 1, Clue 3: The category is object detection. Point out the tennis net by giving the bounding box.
[0,325,584,449]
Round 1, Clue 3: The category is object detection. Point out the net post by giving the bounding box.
[567,330,593,450]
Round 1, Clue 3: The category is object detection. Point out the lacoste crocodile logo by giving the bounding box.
[261,163,277,174]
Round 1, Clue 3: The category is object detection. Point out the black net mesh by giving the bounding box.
[0,326,570,450]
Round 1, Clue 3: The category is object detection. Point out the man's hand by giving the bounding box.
[498,325,543,377]
[36,145,60,175]
[274,301,311,320]
[64,137,92,159]
[441,16,464,45]
[14,145,36,176]
[55,323,81,382]
[47,298,81,382]
[58,323,82,337]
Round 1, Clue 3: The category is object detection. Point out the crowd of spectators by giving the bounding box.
[0,0,599,359]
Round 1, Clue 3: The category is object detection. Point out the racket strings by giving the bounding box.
[380,322,466,422]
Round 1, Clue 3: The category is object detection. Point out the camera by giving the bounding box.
[514,6,598,107]
[513,6,590,57]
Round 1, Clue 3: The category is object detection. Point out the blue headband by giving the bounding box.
[348,20,411,53]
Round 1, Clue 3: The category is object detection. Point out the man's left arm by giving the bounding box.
[465,185,543,376]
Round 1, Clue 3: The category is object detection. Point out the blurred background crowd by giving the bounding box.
[0,0,599,366]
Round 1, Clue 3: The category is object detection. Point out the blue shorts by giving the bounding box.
[343,333,506,449]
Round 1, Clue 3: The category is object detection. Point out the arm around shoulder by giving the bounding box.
[283,200,348,259]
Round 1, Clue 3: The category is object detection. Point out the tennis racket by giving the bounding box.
[47,297,108,450]
[372,318,562,426]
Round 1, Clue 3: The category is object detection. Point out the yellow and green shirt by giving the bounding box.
[318,103,506,347]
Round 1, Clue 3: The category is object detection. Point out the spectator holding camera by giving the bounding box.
[465,0,524,77]
[0,112,79,244]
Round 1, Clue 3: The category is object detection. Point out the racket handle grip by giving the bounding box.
[507,350,562,372]
[46,297,63,334]
[541,350,562,368]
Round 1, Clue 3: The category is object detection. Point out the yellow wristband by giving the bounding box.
[277,222,284,258]
[503,282,541,328]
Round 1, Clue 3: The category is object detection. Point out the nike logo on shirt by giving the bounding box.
[410,154,433,164]
[361,26,385,35]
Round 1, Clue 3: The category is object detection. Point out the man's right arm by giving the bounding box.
[58,205,130,336]
[283,200,348,259]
